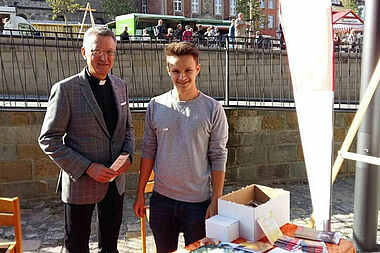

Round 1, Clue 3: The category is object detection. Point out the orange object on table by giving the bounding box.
[182,223,356,253]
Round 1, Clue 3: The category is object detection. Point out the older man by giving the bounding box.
[235,12,247,47]
[39,26,135,253]
[154,19,166,39]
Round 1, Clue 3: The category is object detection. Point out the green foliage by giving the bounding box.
[103,0,138,19]
[340,0,359,13]
[46,0,81,25]
[236,0,265,32]
[236,0,250,17]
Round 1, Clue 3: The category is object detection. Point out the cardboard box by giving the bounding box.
[218,184,290,242]
[206,215,239,242]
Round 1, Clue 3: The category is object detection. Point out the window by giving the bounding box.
[268,0,274,9]
[230,0,236,16]
[192,0,199,13]
[331,0,340,4]
[260,0,265,9]
[142,0,147,13]
[268,15,274,28]
[215,0,222,15]
[174,0,182,12]
[260,16,265,28]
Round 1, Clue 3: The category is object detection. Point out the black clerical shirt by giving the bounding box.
[85,68,118,138]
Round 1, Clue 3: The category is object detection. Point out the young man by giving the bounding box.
[133,42,228,252]
[39,26,135,252]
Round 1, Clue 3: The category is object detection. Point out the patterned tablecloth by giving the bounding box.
[181,223,356,253]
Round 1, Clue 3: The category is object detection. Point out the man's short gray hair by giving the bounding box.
[83,26,116,48]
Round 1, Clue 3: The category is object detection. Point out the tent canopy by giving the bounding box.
[332,10,364,32]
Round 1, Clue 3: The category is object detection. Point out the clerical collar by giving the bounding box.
[85,68,108,86]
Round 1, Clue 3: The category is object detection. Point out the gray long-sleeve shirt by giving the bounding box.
[142,90,228,202]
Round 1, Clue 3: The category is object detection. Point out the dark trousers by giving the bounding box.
[64,181,124,253]
[149,191,211,253]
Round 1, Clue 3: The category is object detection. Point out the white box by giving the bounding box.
[218,184,290,242]
[206,215,239,242]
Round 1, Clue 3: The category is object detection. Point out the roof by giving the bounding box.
[196,23,230,30]
[115,13,231,26]
[333,23,363,32]
[29,20,91,25]
[116,13,185,21]
[0,6,16,13]
[185,18,230,25]
[332,10,363,24]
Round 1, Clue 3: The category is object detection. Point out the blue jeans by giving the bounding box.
[149,191,211,253]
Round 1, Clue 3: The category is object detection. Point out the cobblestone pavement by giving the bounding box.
[1,176,379,252]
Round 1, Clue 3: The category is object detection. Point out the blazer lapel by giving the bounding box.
[78,69,110,138]
[109,76,121,140]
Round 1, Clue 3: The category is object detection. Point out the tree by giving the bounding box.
[236,0,265,34]
[46,0,81,25]
[340,0,359,13]
[103,0,138,19]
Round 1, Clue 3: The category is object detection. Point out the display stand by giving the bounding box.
[309,58,380,228]
[332,57,380,182]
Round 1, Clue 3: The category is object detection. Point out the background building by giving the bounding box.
[0,0,108,24]
[138,0,237,20]
[260,0,278,37]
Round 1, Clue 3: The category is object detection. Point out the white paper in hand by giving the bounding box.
[109,153,129,181]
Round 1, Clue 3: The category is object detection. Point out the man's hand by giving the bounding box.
[205,199,218,219]
[133,194,146,218]
[114,157,131,176]
[86,162,117,183]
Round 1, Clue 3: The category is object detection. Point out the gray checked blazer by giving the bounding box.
[39,68,135,204]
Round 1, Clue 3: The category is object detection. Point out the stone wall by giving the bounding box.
[0,109,356,201]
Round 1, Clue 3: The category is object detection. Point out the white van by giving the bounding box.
[1,6,39,36]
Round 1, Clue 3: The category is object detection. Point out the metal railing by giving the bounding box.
[0,30,362,110]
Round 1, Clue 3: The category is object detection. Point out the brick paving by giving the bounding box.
[1,175,379,252]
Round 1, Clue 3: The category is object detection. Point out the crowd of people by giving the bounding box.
[119,13,271,48]
[334,29,362,52]
[151,19,223,45]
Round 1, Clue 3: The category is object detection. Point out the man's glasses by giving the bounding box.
[90,49,116,57]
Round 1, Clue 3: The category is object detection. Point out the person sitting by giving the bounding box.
[141,28,151,42]
[166,28,174,41]
[3,18,14,35]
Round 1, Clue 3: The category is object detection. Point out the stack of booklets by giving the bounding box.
[256,214,302,252]
[300,239,327,253]
[273,235,301,251]
[294,226,341,244]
